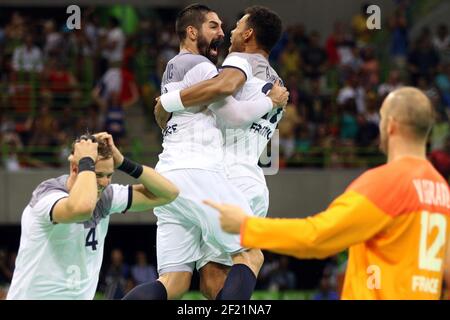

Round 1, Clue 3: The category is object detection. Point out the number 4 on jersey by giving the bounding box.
[85,227,98,251]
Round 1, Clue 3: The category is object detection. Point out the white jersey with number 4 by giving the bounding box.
[221,52,284,186]
[7,175,131,300]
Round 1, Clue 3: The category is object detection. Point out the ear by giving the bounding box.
[243,28,254,42]
[387,116,396,135]
[186,26,197,41]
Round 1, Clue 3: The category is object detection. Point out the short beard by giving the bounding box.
[197,33,221,65]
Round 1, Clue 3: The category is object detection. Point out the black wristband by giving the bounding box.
[118,157,143,179]
[78,157,95,173]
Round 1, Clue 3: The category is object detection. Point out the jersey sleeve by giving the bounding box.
[241,190,393,259]
[33,192,69,225]
[222,54,253,80]
[108,184,133,215]
[184,61,219,87]
[208,95,272,127]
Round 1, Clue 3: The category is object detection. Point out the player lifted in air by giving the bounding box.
[154,6,285,300]
[123,4,288,300]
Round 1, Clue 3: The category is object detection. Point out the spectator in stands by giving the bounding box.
[432,24,450,62]
[43,20,63,59]
[351,4,372,47]
[266,256,297,292]
[279,40,301,80]
[131,251,157,286]
[435,63,450,107]
[279,103,302,159]
[312,275,339,300]
[28,103,61,167]
[408,33,440,85]
[1,128,23,171]
[100,17,125,74]
[360,47,380,87]
[302,31,327,80]
[104,249,133,300]
[378,69,403,98]
[388,6,409,69]
[325,21,344,67]
[104,92,127,146]
[12,34,43,75]
[429,135,450,182]
[42,57,79,109]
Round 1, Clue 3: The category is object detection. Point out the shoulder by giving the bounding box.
[346,158,445,216]
[29,175,69,208]
[171,53,214,71]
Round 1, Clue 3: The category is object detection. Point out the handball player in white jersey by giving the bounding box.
[7,133,178,299]
[153,6,286,300]
[123,4,288,301]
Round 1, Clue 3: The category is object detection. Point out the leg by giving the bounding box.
[123,271,192,300]
[216,249,264,300]
[199,262,230,300]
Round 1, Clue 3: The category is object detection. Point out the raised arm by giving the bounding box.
[94,132,179,210]
[52,139,99,223]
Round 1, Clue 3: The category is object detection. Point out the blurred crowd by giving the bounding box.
[0,3,449,178]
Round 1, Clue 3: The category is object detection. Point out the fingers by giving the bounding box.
[203,199,223,211]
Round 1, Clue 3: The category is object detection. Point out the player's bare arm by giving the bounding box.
[52,139,99,223]
[179,67,246,106]
[94,132,179,209]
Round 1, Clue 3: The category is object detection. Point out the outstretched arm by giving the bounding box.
[204,191,392,259]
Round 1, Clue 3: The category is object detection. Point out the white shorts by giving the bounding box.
[196,176,270,270]
[153,169,254,275]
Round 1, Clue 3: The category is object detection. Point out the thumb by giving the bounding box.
[203,199,223,211]
[273,79,280,87]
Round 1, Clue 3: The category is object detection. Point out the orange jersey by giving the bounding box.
[241,157,450,299]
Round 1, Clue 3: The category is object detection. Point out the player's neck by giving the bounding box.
[244,43,269,59]
[180,42,199,55]
[66,173,75,192]
[387,139,427,163]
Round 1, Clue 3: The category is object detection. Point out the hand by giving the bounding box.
[93,132,124,168]
[73,139,98,163]
[203,199,249,234]
[268,80,289,109]
[154,98,171,130]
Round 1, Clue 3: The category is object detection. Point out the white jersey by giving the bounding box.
[155,51,224,173]
[220,52,284,185]
[7,175,131,300]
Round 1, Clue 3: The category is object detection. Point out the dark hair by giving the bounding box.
[244,6,282,53]
[71,133,112,160]
[176,4,213,42]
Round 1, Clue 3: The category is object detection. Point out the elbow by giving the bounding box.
[68,201,96,221]
[156,186,180,206]
[165,187,180,204]
[214,81,240,97]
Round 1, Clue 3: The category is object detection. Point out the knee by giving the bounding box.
[249,249,264,272]
[199,263,229,300]
[199,277,221,300]
[232,249,264,277]
[158,272,192,299]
